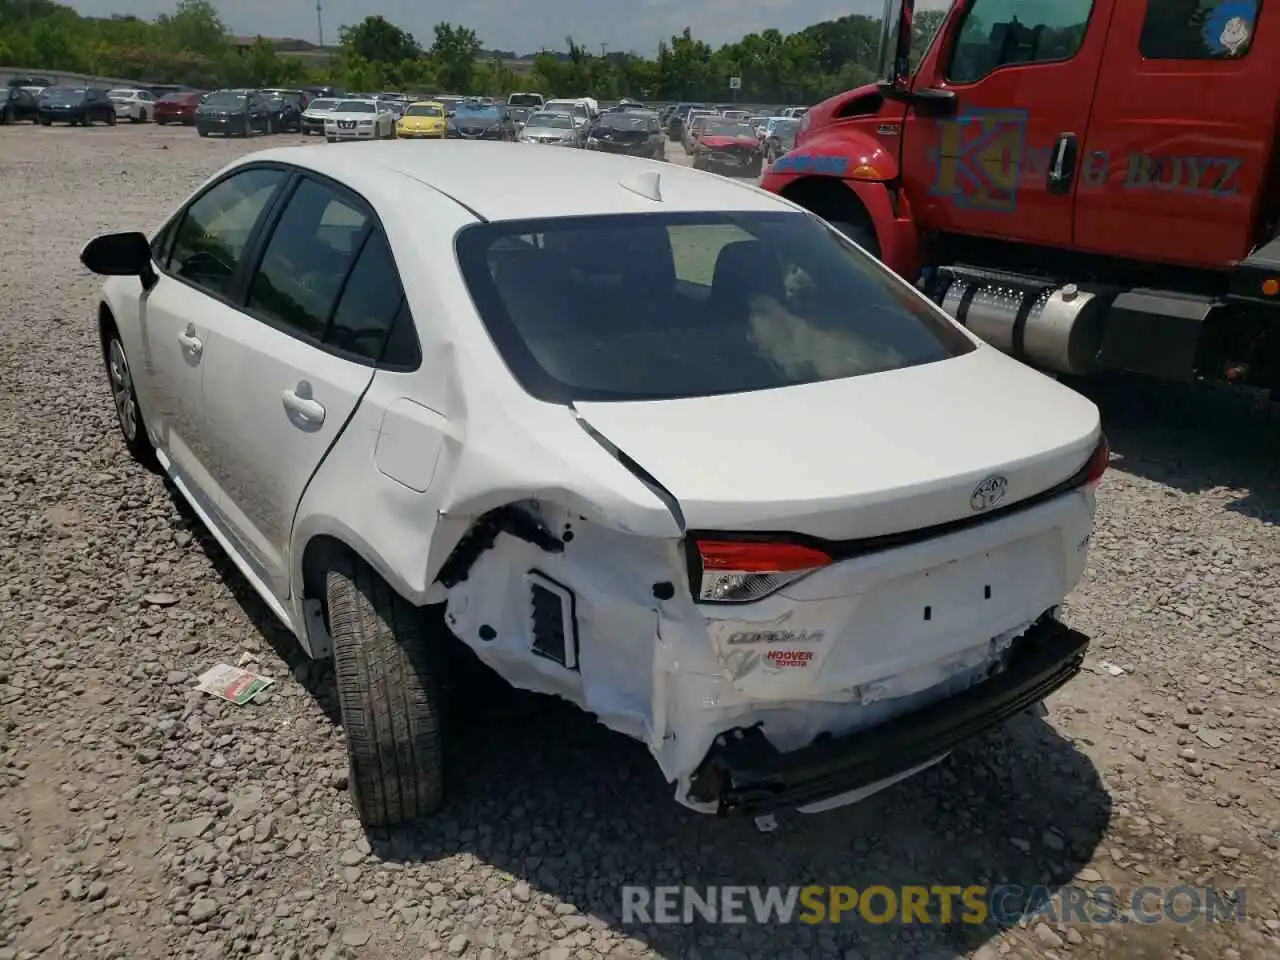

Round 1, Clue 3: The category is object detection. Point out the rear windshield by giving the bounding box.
[599,114,651,129]
[42,87,85,101]
[705,122,755,137]
[204,92,246,107]
[456,211,975,403]
[508,93,543,107]
[527,112,573,128]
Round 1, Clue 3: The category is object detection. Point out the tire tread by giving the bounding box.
[327,554,443,827]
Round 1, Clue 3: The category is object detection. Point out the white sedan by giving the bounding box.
[81,142,1106,828]
[323,98,396,141]
[109,88,156,122]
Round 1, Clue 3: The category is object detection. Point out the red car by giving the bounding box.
[153,92,202,125]
[691,120,764,177]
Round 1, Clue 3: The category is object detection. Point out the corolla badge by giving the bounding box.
[970,474,1009,512]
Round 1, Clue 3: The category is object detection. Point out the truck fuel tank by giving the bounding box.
[933,271,1107,377]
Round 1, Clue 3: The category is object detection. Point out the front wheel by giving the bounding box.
[327,554,446,827]
[831,220,881,259]
[241,116,251,137]
[103,332,157,468]
[105,112,115,126]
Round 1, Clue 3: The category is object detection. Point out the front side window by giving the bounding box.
[167,167,286,297]
[947,0,1094,83]
[1139,0,1260,59]
[458,211,975,403]
[246,178,370,341]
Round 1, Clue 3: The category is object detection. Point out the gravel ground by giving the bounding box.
[1,123,1278,960]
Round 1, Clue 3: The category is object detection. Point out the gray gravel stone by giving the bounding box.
[0,121,1277,960]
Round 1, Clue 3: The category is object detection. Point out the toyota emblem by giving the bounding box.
[970,475,1009,512]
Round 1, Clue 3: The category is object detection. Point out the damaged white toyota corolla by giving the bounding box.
[82,141,1106,827]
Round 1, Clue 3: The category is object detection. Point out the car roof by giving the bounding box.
[240,142,789,222]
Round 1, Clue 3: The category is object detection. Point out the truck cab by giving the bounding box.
[762,0,1280,391]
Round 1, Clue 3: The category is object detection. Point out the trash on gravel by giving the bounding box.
[195,663,274,705]
[1090,659,1127,676]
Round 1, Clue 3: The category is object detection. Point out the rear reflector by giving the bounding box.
[693,539,831,603]
[1083,434,1109,487]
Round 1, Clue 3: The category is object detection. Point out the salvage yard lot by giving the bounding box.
[1,123,1279,960]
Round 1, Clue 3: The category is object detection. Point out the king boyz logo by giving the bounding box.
[930,108,1028,212]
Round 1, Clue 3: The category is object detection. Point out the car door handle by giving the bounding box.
[282,384,325,426]
[177,331,202,357]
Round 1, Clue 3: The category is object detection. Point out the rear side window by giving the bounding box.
[328,230,418,366]
[456,211,974,403]
[947,0,1094,82]
[1139,0,1259,59]
[167,167,286,297]
[246,177,369,341]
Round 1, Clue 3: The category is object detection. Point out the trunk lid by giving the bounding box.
[574,347,1099,540]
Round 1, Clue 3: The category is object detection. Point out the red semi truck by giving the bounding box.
[761,0,1280,391]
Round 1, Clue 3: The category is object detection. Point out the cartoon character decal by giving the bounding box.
[1204,0,1256,57]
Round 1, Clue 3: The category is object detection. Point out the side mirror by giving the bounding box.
[81,231,156,288]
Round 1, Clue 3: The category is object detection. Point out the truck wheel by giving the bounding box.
[832,220,881,259]
[327,554,445,827]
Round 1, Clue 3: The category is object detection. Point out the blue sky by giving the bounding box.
[60,0,939,55]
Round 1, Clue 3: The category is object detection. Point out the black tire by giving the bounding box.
[241,116,251,137]
[327,555,445,828]
[102,328,158,469]
[197,127,208,137]
[106,112,115,126]
[831,220,881,259]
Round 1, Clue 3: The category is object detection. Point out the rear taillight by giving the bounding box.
[1083,434,1109,488]
[691,538,831,603]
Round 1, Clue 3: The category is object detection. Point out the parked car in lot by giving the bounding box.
[681,112,715,152]
[109,88,157,122]
[395,101,447,139]
[541,98,592,128]
[82,141,1104,828]
[1,86,39,124]
[196,89,273,137]
[8,75,52,90]
[690,120,763,177]
[446,101,515,141]
[762,117,800,166]
[667,103,709,141]
[515,110,583,147]
[154,91,202,125]
[586,110,664,159]
[300,97,339,135]
[37,86,116,126]
[262,90,307,133]
[324,99,397,141]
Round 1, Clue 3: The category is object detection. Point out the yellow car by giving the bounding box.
[396,100,447,139]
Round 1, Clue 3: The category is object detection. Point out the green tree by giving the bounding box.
[429,22,481,93]
[339,14,421,65]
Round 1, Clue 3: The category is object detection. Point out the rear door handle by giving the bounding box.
[282,381,326,426]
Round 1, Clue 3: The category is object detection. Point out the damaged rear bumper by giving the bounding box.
[687,617,1088,817]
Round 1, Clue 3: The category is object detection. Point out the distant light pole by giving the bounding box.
[316,0,325,47]
[599,43,608,57]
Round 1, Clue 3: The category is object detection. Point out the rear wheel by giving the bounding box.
[327,554,446,828]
